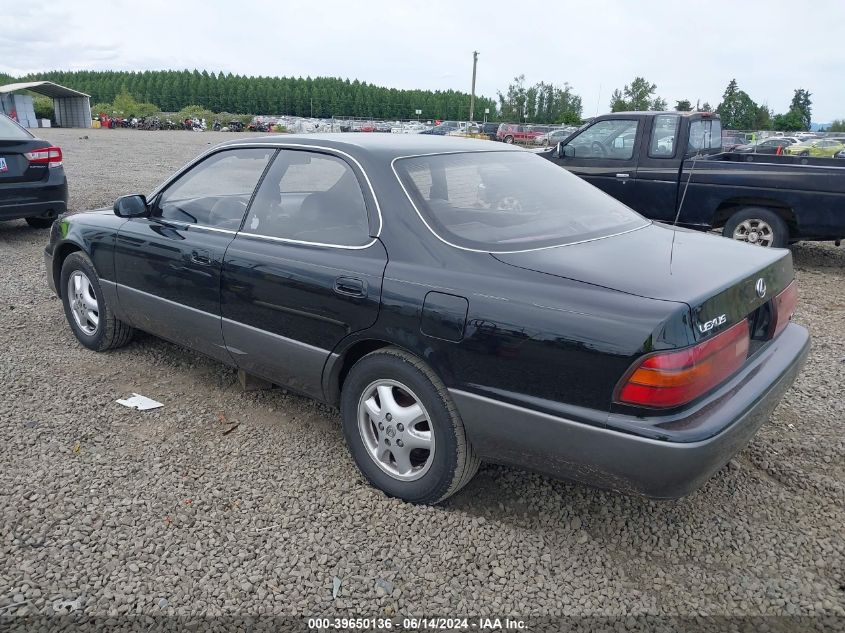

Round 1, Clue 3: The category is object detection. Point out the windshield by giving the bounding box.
[0,114,33,140]
[393,151,648,252]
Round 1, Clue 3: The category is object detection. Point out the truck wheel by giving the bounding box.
[723,208,788,248]
[60,252,135,351]
[340,347,480,504]
[503,135,514,144]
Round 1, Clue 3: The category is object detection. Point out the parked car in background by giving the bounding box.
[733,137,801,154]
[722,133,748,151]
[496,123,546,144]
[541,111,845,247]
[476,122,500,141]
[534,127,578,146]
[0,113,67,228]
[783,138,845,157]
[45,134,808,504]
[420,121,464,136]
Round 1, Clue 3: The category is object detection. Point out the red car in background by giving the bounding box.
[496,123,550,144]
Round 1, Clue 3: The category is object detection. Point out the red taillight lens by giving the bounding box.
[769,281,797,339]
[616,320,750,409]
[24,146,63,168]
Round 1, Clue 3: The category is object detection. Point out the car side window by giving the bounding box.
[648,114,680,158]
[157,148,274,230]
[243,150,371,247]
[566,119,639,160]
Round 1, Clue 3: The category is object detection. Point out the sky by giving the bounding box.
[2,0,844,122]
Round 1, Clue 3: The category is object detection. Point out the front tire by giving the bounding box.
[503,135,514,144]
[722,207,788,248]
[60,252,135,351]
[340,347,480,504]
[26,216,55,229]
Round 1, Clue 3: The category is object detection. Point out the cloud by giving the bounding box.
[1,0,843,121]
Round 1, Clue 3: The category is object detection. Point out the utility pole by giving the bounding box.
[469,50,479,122]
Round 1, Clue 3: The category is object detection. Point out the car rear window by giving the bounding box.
[393,151,648,252]
[0,115,34,140]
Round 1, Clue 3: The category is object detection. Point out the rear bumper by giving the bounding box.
[451,323,810,499]
[0,171,68,220]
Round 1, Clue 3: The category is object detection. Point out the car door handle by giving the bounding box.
[616,173,631,178]
[334,276,366,297]
[190,250,212,266]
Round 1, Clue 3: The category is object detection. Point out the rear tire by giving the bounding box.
[722,207,788,248]
[340,347,480,504]
[504,135,514,144]
[60,252,135,351]
[26,216,55,229]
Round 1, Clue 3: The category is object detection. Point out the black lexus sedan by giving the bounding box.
[45,134,809,504]
[0,113,67,228]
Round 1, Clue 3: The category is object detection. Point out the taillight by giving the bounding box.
[769,281,797,339]
[615,320,750,409]
[24,146,63,168]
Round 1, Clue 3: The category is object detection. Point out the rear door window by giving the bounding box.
[243,150,372,247]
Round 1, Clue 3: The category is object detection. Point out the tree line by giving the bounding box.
[10,70,497,121]
[609,76,814,131]
[0,69,824,130]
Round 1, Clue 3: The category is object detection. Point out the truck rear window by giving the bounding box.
[689,119,722,152]
[393,151,648,252]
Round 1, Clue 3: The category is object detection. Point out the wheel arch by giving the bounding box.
[52,241,85,299]
[323,338,428,408]
[712,198,797,236]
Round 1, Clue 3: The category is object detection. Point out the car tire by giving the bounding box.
[340,347,480,504]
[60,252,135,351]
[503,135,514,144]
[26,216,55,229]
[722,207,789,248]
[799,151,809,157]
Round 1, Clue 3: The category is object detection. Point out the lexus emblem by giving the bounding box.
[755,278,767,298]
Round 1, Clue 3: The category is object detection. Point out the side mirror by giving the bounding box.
[558,143,575,158]
[114,194,149,218]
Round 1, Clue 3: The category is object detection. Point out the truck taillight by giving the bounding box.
[25,146,63,168]
[615,320,750,409]
[769,281,797,339]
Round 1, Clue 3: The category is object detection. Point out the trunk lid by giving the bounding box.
[493,223,793,341]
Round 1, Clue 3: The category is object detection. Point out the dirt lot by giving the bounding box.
[1,129,843,621]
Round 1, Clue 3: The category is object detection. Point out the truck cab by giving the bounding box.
[546,111,845,247]
[550,111,722,222]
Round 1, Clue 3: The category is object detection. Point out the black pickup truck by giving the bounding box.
[541,111,845,247]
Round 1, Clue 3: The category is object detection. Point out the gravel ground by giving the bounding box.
[1,129,843,623]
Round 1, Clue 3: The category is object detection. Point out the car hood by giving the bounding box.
[492,223,793,334]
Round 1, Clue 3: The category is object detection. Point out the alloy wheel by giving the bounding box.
[732,219,774,247]
[67,271,100,335]
[357,379,435,481]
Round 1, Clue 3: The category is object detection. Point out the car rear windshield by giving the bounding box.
[0,115,33,140]
[393,151,648,252]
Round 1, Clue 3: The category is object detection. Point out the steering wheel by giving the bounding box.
[591,141,607,157]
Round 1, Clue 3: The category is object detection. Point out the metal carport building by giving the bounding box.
[0,81,92,128]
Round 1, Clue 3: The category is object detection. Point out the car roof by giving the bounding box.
[219,133,524,159]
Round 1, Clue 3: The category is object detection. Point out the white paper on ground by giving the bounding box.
[116,394,164,411]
